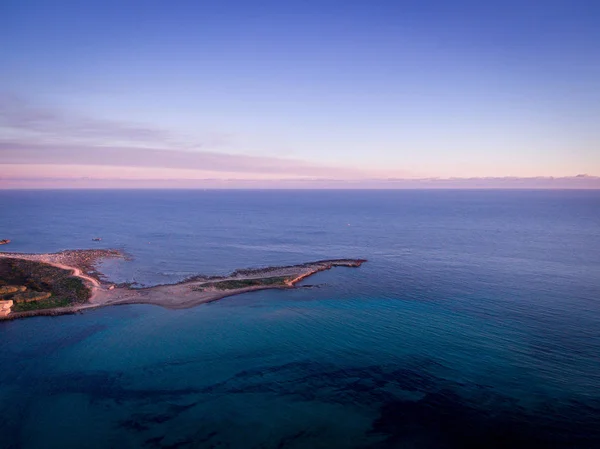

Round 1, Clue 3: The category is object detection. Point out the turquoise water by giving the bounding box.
[1,190,599,448]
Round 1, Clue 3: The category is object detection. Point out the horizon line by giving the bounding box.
[1,174,599,190]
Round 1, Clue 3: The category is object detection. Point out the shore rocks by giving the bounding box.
[0,300,12,317]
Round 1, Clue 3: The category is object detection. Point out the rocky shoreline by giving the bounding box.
[0,249,125,282]
[0,250,366,320]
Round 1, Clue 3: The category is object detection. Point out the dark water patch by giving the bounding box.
[19,359,596,448]
[144,437,196,449]
[145,429,218,448]
[121,402,199,432]
[203,360,447,404]
[175,359,460,414]
[13,369,204,408]
[369,390,600,449]
[0,322,107,362]
[275,430,310,448]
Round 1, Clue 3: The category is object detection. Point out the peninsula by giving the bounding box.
[0,249,366,320]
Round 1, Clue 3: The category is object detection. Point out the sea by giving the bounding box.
[0,189,599,449]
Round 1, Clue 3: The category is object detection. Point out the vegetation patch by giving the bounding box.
[12,297,73,312]
[11,291,52,303]
[0,258,92,312]
[199,276,292,291]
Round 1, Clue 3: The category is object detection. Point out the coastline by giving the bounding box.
[0,250,366,320]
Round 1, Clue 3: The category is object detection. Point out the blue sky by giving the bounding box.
[1,0,599,187]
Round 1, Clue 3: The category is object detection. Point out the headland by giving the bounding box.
[0,249,366,320]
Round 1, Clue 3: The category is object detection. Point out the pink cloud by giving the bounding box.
[0,141,370,178]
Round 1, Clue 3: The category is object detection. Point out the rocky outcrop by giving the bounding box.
[0,300,12,317]
[0,285,27,295]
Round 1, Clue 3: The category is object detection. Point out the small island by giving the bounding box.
[0,249,366,320]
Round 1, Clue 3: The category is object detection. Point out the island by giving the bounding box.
[0,249,366,320]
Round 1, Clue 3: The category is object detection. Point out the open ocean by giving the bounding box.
[0,189,599,449]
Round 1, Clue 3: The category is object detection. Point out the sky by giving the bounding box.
[1,0,599,188]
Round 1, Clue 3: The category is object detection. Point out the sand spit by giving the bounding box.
[0,250,366,320]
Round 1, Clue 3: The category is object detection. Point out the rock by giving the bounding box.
[0,285,26,296]
[0,286,19,295]
[0,300,13,317]
[0,239,10,245]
